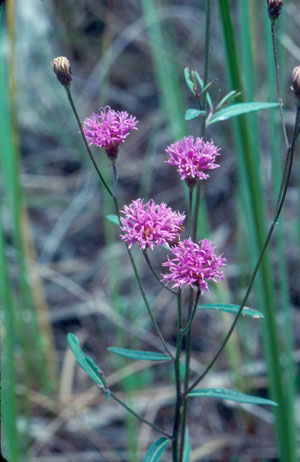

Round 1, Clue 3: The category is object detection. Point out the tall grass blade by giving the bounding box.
[218,1,297,461]
[0,204,20,462]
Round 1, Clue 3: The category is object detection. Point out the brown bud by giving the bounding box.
[292,66,300,99]
[52,57,72,87]
[267,0,283,22]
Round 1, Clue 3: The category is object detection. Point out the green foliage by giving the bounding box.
[108,347,171,362]
[144,437,170,462]
[198,304,264,318]
[185,109,206,120]
[183,428,191,462]
[184,67,213,110]
[216,90,241,110]
[106,214,120,225]
[207,102,278,125]
[188,388,277,406]
[67,334,110,400]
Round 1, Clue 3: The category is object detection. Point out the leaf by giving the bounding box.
[194,72,213,110]
[67,334,110,400]
[198,304,263,319]
[184,67,195,94]
[185,109,206,120]
[207,102,278,125]
[183,428,191,462]
[108,347,171,362]
[216,90,241,110]
[188,388,278,406]
[144,437,170,462]
[184,67,213,110]
[106,214,120,225]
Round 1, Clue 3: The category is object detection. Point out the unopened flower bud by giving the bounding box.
[267,0,283,22]
[292,66,300,99]
[52,57,72,87]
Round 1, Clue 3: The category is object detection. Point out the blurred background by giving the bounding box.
[1,0,300,461]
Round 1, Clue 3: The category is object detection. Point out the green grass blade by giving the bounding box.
[218,2,297,461]
[0,204,19,462]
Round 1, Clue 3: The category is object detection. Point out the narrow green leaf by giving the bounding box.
[194,71,213,110]
[200,79,217,96]
[67,334,110,400]
[188,388,278,406]
[185,109,206,120]
[183,428,191,462]
[144,437,170,462]
[207,102,278,125]
[216,90,241,110]
[106,214,120,225]
[184,67,195,94]
[198,303,264,319]
[108,347,171,362]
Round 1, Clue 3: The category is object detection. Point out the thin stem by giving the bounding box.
[109,390,172,439]
[181,289,201,335]
[187,188,194,237]
[172,291,183,462]
[111,160,118,197]
[185,103,300,396]
[65,87,113,197]
[271,22,289,150]
[143,250,177,295]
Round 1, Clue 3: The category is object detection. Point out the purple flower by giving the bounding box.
[120,199,186,250]
[165,136,221,186]
[161,238,226,292]
[83,106,138,159]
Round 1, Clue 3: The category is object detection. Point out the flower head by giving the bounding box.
[267,0,283,22]
[120,199,185,250]
[52,57,72,87]
[161,238,226,292]
[165,136,220,187]
[83,106,138,159]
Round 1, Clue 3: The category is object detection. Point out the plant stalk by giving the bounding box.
[172,290,183,461]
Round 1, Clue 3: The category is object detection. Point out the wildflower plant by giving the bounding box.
[51,2,300,460]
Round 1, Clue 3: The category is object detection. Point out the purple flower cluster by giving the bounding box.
[120,199,185,250]
[166,136,220,186]
[161,238,226,292]
[83,106,138,159]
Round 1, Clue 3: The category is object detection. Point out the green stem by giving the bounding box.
[187,187,194,237]
[109,391,172,439]
[65,87,113,197]
[143,250,177,295]
[181,289,201,335]
[172,291,183,462]
[185,102,300,396]
[271,22,289,150]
